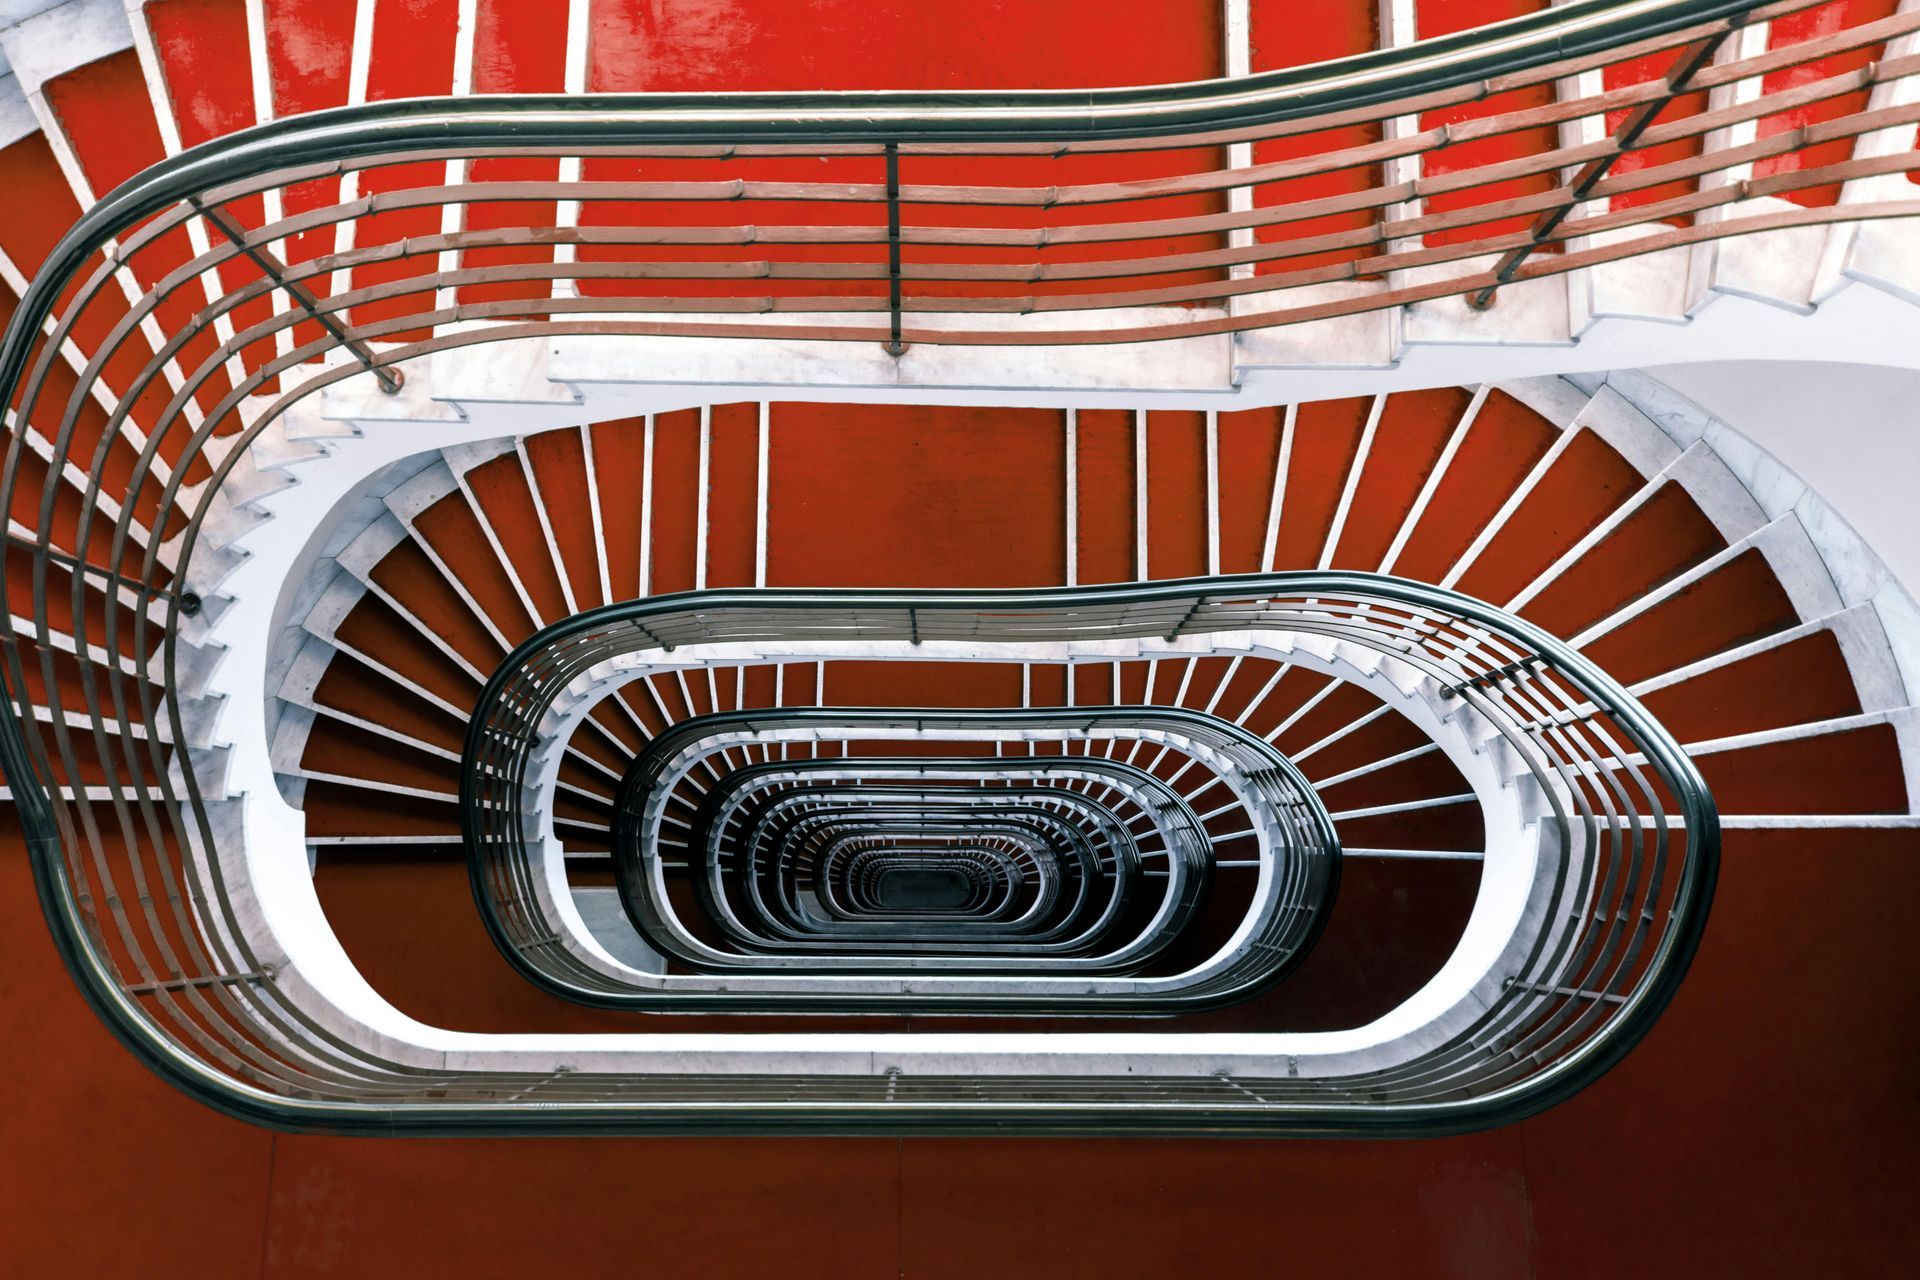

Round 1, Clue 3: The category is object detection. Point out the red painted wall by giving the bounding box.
[6,817,1917,1277]
[6,1,1919,1273]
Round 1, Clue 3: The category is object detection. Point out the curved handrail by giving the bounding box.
[449,574,1715,1108]
[617,709,1299,980]
[0,0,1874,402]
[469,691,1335,1011]
[0,0,1762,1133]
[4,0,1769,270]
[9,556,1715,1132]
[682,763,1146,951]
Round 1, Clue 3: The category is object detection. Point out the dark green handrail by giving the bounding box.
[0,0,1742,1134]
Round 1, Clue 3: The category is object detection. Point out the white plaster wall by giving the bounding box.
[1652,361,1920,599]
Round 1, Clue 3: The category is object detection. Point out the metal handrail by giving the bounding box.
[5,3,1914,396]
[12,556,1718,1134]
[685,768,1140,951]
[0,0,1767,1133]
[433,574,1716,1122]
[470,689,1334,1011]
[611,712,1295,991]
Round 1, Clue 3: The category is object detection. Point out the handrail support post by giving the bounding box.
[189,197,406,395]
[1467,29,1733,310]
[883,143,908,357]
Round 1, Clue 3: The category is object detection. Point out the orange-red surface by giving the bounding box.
[6,1,1919,1271]
[5,814,1917,1277]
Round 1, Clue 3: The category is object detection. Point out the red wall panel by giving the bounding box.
[766,403,1066,587]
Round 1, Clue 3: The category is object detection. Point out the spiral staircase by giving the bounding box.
[2,0,1918,1273]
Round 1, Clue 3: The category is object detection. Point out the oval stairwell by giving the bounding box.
[0,0,1916,1145]
[3,3,1920,1275]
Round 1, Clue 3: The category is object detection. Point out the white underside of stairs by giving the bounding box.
[143,342,1920,1079]
[354,245,1920,418]
[229,358,1920,823]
